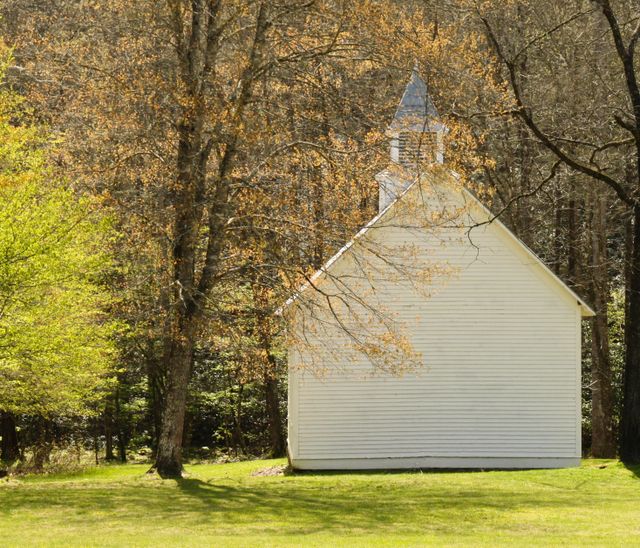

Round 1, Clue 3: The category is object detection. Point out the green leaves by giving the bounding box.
[0,51,118,418]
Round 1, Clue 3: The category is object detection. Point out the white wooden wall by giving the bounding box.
[288,181,584,470]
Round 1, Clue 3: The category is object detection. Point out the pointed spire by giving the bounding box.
[390,64,440,132]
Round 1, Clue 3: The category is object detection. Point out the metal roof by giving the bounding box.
[390,66,440,131]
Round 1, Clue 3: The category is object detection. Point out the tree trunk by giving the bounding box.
[152,0,267,478]
[117,433,127,463]
[154,328,194,477]
[516,105,532,247]
[620,204,640,463]
[553,187,563,276]
[589,193,616,458]
[147,351,165,454]
[104,397,116,461]
[252,284,286,457]
[311,170,325,270]
[625,214,633,354]
[232,382,246,456]
[0,412,19,464]
[33,418,52,471]
[115,388,127,463]
[567,196,579,286]
[265,373,285,457]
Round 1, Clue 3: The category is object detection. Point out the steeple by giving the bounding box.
[387,64,446,167]
[376,64,447,211]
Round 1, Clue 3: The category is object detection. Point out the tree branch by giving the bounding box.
[479,13,635,206]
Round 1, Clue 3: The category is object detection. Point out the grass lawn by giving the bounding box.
[1,458,639,546]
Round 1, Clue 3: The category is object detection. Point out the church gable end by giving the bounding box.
[287,66,589,471]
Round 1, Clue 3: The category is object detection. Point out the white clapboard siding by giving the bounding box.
[288,175,589,470]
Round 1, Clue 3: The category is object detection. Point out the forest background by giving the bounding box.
[0,0,638,477]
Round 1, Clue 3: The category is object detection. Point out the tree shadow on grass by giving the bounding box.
[0,471,627,538]
[623,462,640,479]
[168,474,609,535]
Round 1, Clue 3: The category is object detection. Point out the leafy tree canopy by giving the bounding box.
[0,47,118,418]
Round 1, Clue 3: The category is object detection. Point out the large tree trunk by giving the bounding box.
[154,324,195,477]
[589,193,616,458]
[0,412,19,464]
[152,98,206,479]
[152,0,267,478]
[620,205,640,463]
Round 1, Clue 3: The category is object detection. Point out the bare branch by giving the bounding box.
[479,13,635,206]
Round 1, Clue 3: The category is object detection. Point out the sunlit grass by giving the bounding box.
[1,458,638,546]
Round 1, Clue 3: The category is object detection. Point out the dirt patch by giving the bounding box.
[251,464,288,477]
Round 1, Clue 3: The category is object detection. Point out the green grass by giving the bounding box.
[1,458,639,546]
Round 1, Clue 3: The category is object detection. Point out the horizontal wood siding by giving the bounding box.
[289,185,581,465]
